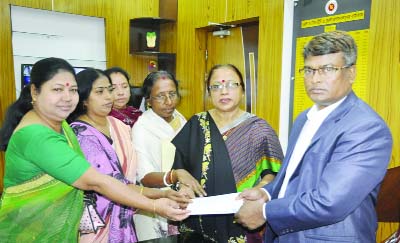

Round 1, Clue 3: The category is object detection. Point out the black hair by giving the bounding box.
[206,64,245,92]
[67,68,111,123]
[303,30,357,66]
[104,66,130,81]
[142,70,180,99]
[104,66,143,108]
[0,57,75,151]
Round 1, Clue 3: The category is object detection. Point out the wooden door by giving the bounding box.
[204,27,245,111]
[204,24,258,113]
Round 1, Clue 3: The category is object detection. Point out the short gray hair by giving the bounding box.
[303,30,357,66]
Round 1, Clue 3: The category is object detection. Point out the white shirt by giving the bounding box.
[131,109,186,180]
[131,109,186,241]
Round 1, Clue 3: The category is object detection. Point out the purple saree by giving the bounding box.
[71,117,137,243]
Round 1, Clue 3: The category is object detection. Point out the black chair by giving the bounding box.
[130,86,144,109]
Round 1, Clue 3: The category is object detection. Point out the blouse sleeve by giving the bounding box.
[19,126,90,185]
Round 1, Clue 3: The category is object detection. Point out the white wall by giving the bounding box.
[279,0,295,154]
[11,6,107,96]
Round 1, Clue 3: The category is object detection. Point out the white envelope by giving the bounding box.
[187,192,243,215]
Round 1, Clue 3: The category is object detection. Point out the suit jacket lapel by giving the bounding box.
[308,91,357,147]
[275,92,358,198]
[271,111,309,198]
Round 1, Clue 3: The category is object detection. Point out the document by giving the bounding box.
[187,192,243,215]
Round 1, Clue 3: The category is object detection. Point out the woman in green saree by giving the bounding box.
[0,57,190,242]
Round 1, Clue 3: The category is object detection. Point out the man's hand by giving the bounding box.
[235,198,266,230]
[234,188,269,229]
[237,188,268,201]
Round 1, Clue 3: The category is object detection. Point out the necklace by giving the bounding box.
[222,128,235,141]
[82,114,110,137]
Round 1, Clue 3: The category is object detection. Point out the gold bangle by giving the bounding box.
[170,169,174,184]
[140,186,144,195]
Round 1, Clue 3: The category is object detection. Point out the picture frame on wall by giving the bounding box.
[20,64,87,90]
[21,64,33,89]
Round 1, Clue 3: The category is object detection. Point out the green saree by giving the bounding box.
[0,121,88,242]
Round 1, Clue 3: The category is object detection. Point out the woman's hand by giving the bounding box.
[254,174,275,188]
[175,169,207,197]
[178,183,196,199]
[164,189,192,208]
[154,198,190,221]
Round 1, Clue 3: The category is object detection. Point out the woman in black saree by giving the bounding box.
[172,64,284,243]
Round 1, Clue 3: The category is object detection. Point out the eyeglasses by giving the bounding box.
[299,65,352,78]
[151,91,178,103]
[209,82,241,92]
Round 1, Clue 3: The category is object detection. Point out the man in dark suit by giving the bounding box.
[235,30,393,243]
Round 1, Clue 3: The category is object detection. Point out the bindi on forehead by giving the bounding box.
[66,82,70,87]
[213,79,236,84]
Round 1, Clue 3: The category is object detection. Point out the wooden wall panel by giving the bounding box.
[255,1,284,131]
[176,0,283,132]
[367,0,399,170]
[159,22,176,53]
[132,0,159,17]
[103,0,134,81]
[0,1,13,193]
[368,0,400,241]
[0,2,399,241]
[193,0,226,28]
[8,0,51,10]
[175,0,202,116]
[53,0,107,17]
[226,0,260,21]
[175,0,231,117]
[104,0,159,86]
